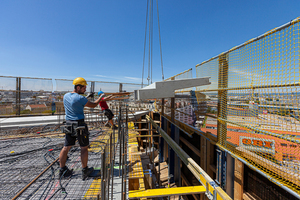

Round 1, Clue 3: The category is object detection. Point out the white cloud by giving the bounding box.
[95,75,108,78]
[124,76,141,81]
[229,67,262,80]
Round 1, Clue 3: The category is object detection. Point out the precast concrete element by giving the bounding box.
[135,77,211,100]
[0,111,149,129]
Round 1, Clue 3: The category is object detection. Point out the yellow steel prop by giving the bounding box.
[129,186,206,199]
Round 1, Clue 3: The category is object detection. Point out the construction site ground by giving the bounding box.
[0,126,126,199]
[1,122,183,200]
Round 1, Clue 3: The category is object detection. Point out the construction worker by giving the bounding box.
[98,91,118,130]
[59,77,103,180]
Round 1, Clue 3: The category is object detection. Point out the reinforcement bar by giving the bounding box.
[146,115,232,200]
[128,185,206,199]
[12,157,59,200]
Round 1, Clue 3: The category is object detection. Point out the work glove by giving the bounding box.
[99,93,105,99]
[86,92,94,98]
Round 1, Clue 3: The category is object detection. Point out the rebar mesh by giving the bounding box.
[0,99,133,200]
[0,128,118,200]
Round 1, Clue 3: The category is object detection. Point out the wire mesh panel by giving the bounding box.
[196,17,300,194]
[55,79,93,92]
[122,83,143,92]
[21,78,53,115]
[95,82,120,93]
[0,76,53,116]
[0,92,16,115]
[56,80,141,94]
[164,68,193,81]
[55,79,73,92]
[196,58,219,91]
[0,76,17,91]
[21,77,53,92]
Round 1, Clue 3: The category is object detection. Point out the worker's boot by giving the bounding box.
[82,166,94,180]
[112,125,118,130]
[59,166,73,178]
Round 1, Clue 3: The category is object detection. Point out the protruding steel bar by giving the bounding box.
[111,128,115,200]
[119,105,122,177]
[147,119,150,158]
[101,150,106,200]
[107,132,112,198]
[121,127,124,200]
[158,131,161,187]
[124,106,128,199]
[146,135,148,155]
[122,124,126,200]
[12,157,59,200]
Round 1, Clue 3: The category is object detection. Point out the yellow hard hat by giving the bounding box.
[73,77,88,86]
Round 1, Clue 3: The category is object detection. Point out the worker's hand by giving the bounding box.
[86,92,94,98]
[99,93,106,99]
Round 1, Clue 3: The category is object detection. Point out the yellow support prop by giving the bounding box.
[128,186,206,199]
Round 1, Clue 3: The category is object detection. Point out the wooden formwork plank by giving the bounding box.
[128,129,146,194]
[128,154,144,179]
[234,159,244,200]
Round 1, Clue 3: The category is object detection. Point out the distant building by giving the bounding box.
[0,105,13,115]
[36,96,49,101]
[55,101,65,113]
[26,104,49,113]
[1,98,15,103]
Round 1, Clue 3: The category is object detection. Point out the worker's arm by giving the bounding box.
[102,95,115,101]
[85,97,102,108]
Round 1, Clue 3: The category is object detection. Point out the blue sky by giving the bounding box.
[0,0,299,86]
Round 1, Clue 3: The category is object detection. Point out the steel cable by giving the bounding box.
[156,0,164,80]
[141,0,149,87]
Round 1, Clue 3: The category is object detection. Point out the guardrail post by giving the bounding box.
[159,116,165,164]
[217,53,229,147]
[16,77,21,116]
[90,81,95,114]
[124,105,128,199]
[217,53,229,190]
[169,124,175,183]
[174,126,181,187]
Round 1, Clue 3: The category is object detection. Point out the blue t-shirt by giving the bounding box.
[63,93,88,120]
